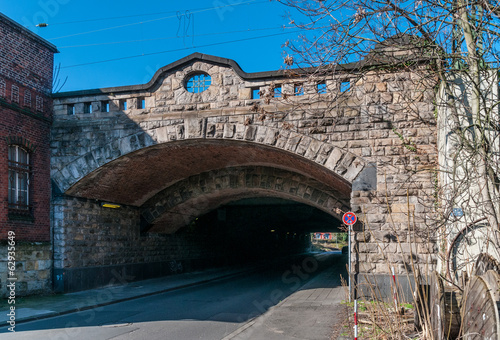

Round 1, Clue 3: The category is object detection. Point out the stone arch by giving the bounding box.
[140,166,349,233]
[52,121,367,197]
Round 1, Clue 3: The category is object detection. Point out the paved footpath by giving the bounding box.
[222,261,348,340]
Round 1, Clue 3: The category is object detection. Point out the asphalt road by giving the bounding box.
[0,253,346,340]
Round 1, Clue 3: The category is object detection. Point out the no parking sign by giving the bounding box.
[342,212,357,225]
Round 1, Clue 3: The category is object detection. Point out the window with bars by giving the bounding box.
[24,90,31,108]
[36,95,43,111]
[11,85,19,103]
[8,145,31,213]
[185,73,211,93]
[0,78,5,98]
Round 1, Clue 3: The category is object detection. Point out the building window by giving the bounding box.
[294,84,304,96]
[8,145,31,213]
[83,102,92,114]
[340,80,351,92]
[101,101,109,112]
[0,78,6,98]
[274,85,282,98]
[185,73,211,93]
[24,90,31,107]
[317,82,327,94]
[251,88,260,99]
[120,99,127,110]
[67,104,75,115]
[11,85,19,103]
[137,97,145,109]
[36,95,43,111]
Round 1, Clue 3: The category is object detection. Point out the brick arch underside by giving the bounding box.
[63,137,359,202]
[61,138,361,233]
[141,166,350,233]
[55,123,366,202]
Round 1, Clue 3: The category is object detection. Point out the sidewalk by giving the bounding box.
[1,265,258,325]
[222,257,348,340]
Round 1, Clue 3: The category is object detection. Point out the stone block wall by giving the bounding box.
[0,242,51,297]
[52,196,235,292]
[347,69,438,299]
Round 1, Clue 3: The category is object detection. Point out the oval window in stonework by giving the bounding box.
[185,72,211,93]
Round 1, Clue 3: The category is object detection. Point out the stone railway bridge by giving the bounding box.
[51,40,437,294]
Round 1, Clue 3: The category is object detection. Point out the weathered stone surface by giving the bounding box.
[51,52,438,293]
[185,117,205,138]
[324,148,344,171]
[239,88,251,100]
[0,243,51,298]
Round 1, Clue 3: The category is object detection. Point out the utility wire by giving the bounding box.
[46,0,268,40]
[60,30,301,69]
[41,0,268,26]
[58,26,292,48]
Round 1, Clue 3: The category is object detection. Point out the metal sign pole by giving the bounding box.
[342,212,356,303]
[348,224,351,302]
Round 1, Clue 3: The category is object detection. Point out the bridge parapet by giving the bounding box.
[53,54,351,117]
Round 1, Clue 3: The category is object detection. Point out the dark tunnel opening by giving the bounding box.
[175,197,344,264]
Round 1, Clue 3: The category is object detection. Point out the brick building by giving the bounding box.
[0,12,58,297]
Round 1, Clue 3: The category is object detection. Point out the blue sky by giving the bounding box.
[2,0,300,92]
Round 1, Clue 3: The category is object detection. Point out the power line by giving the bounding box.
[60,30,301,69]
[46,0,269,41]
[57,26,291,48]
[39,9,190,26]
[41,0,268,26]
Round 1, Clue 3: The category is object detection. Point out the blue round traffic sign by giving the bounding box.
[342,212,357,225]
